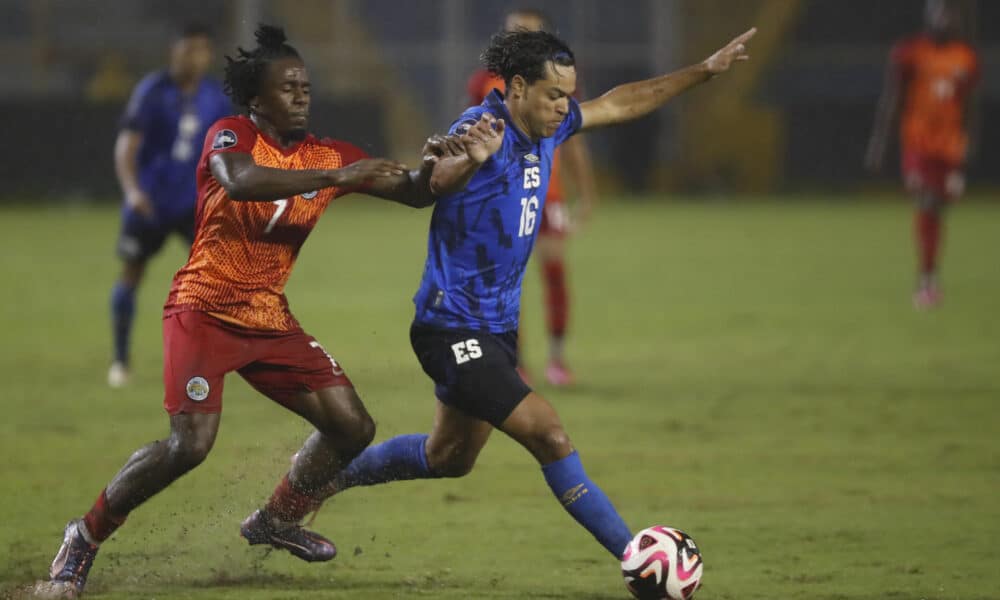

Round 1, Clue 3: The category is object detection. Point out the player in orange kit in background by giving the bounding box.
[867,0,980,309]
[467,8,598,385]
[36,25,463,598]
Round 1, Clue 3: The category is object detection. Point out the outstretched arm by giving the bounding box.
[578,28,755,131]
[866,56,904,173]
[362,135,467,208]
[209,152,406,202]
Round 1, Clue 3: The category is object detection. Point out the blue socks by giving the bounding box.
[333,438,632,559]
[334,434,437,490]
[110,282,136,364]
[542,451,633,558]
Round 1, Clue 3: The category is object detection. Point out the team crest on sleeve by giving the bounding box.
[301,190,318,200]
[212,129,238,150]
[186,377,210,401]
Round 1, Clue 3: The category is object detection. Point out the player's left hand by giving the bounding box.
[703,28,756,75]
[421,134,465,169]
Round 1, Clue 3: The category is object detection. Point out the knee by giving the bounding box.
[527,426,573,464]
[320,410,376,456]
[425,443,478,478]
[167,430,214,472]
[348,413,377,453]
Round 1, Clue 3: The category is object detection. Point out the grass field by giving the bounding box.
[2,197,999,599]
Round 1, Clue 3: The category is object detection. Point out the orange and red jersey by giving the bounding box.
[164,115,368,331]
[893,34,979,164]
[466,69,566,202]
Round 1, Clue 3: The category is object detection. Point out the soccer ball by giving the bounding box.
[621,526,704,600]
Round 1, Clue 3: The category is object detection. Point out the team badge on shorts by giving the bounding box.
[186,377,210,402]
[212,129,238,150]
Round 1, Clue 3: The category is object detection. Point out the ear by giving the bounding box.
[508,75,527,99]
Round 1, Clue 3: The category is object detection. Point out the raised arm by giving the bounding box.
[866,53,905,173]
[209,152,406,202]
[578,28,755,131]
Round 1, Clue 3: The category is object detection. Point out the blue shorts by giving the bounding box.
[410,321,531,427]
[116,206,195,262]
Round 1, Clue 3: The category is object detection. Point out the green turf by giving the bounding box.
[2,198,998,599]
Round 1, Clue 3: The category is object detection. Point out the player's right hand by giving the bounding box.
[457,114,505,164]
[333,158,407,187]
[126,188,155,219]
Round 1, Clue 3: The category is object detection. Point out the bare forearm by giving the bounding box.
[366,169,437,208]
[213,158,338,201]
[561,136,598,201]
[583,62,712,129]
[114,132,142,194]
[430,155,484,196]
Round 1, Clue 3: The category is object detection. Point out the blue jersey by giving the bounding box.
[413,90,582,333]
[121,71,231,220]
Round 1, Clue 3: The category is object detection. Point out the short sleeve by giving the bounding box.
[552,97,583,146]
[448,106,488,136]
[119,74,159,132]
[201,116,258,161]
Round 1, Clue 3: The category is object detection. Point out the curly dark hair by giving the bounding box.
[481,29,575,88]
[223,24,300,111]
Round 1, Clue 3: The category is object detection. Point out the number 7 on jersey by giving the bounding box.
[265,199,288,234]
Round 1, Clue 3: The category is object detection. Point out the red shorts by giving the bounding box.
[902,150,964,200]
[539,195,569,237]
[162,311,352,415]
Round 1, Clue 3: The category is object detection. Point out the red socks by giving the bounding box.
[82,489,127,543]
[265,475,322,523]
[542,258,569,338]
[914,209,942,275]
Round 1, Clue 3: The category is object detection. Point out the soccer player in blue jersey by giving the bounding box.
[109,24,231,387]
[248,27,756,565]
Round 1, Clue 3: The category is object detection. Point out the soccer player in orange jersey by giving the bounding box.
[867,0,980,309]
[467,8,598,385]
[36,25,462,598]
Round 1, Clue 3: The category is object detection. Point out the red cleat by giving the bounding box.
[913,285,942,310]
[545,360,575,386]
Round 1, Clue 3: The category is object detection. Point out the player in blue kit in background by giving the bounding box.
[251,27,756,564]
[108,24,231,387]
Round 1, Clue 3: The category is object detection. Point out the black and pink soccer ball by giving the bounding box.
[621,526,703,600]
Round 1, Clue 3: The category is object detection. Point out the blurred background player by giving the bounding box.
[109,24,231,386]
[467,8,598,386]
[866,0,980,309]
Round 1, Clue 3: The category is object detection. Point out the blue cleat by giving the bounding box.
[240,509,336,562]
[33,520,99,598]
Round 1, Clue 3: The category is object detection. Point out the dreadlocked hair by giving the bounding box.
[224,24,300,111]
[481,29,575,88]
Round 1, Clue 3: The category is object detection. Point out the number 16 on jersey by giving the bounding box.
[519,166,541,237]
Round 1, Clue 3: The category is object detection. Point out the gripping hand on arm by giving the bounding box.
[429,113,506,196]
